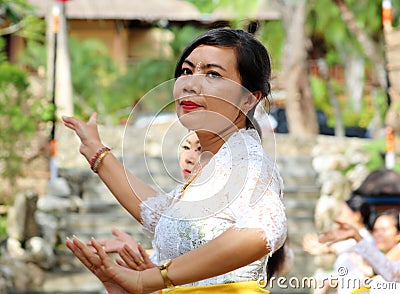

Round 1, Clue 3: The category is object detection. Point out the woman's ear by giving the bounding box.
[242,91,262,112]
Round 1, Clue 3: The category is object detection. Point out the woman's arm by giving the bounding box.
[351,239,400,282]
[161,227,270,286]
[62,113,158,222]
[69,227,272,293]
[319,221,400,282]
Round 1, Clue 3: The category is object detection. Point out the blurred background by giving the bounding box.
[0,0,400,293]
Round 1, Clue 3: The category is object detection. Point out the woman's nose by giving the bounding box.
[185,152,196,164]
[182,75,202,95]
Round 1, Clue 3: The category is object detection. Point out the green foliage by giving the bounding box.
[0,0,43,41]
[111,25,205,115]
[0,0,33,24]
[257,21,285,70]
[186,0,262,20]
[310,76,329,110]
[310,75,388,129]
[67,37,119,121]
[19,25,206,122]
[0,39,44,201]
[305,0,400,130]
[185,0,220,13]
[0,215,6,239]
[361,138,400,173]
[341,105,373,128]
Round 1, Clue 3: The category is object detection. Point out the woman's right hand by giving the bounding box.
[319,221,362,244]
[62,113,105,162]
[66,236,145,293]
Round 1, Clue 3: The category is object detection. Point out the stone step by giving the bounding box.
[284,185,320,200]
[57,212,153,247]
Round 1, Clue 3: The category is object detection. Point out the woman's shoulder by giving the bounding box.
[222,128,267,161]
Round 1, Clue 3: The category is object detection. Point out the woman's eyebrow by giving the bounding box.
[183,60,195,67]
[183,59,227,72]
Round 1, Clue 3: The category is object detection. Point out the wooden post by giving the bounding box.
[383,0,400,155]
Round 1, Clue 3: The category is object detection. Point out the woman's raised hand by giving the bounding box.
[66,236,144,293]
[62,113,105,161]
[302,233,331,255]
[319,220,362,244]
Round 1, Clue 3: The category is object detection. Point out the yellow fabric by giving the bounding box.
[161,281,270,293]
[348,285,370,294]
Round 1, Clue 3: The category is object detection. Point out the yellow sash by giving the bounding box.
[348,285,370,294]
[161,281,270,293]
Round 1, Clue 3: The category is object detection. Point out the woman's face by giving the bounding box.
[335,202,361,227]
[373,215,400,253]
[174,45,252,133]
[179,132,201,180]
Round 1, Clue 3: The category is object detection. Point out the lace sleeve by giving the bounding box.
[140,187,179,237]
[351,239,400,282]
[234,186,287,254]
[231,156,287,254]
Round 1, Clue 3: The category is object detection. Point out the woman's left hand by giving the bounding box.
[117,242,156,271]
[66,236,144,293]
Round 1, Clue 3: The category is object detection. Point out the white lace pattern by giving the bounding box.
[140,129,287,286]
[351,239,400,282]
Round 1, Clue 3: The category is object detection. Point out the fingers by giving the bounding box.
[118,243,148,271]
[116,257,129,268]
[119,245,143,270]
[66,237,100,272]
[137,243,151,263]
[91,238,109,261]
[318,232,330,243]
[62,116,78,130]
[88,112,97,126]
[111,228,121,237]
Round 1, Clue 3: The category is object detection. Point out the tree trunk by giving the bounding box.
[332,0,386,88]
[274,0,318,137]
[317,59,344,137]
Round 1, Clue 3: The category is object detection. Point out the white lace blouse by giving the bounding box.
[351,239,400,282]
[140,129,287,286]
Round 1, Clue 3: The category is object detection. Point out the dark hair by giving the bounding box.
[345,195,375,230]
[267,239,286,281]
[373,208,400,232]
[174,28,272,130]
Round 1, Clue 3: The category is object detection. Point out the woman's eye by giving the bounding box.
[206,71,221,78]
[196,146,201,152]
[181,145,190,150]
[181,68,192,76]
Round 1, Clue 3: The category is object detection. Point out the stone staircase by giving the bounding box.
[275,155,320,294]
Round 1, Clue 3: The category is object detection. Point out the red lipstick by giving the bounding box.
[181,100,201,110]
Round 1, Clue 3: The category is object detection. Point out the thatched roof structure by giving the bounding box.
[28,0,280,22]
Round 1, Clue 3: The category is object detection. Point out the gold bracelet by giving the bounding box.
[157,259,175,289]
[92,150,110,173]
